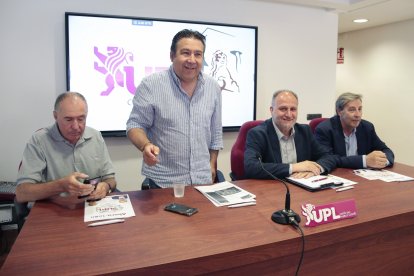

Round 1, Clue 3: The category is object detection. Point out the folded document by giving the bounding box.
[84,194,136,222]
[195,181,256,207]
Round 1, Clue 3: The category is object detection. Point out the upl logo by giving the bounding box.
[93,46,168,96]
[301,199,357,227]
[94,46,137,96]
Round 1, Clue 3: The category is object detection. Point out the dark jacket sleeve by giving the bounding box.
[296,125,337,173]
[315,116,394,169]
[244,120,337,179]
[314,117,363,169]
[244,120,290,179]
[363,122,395,166]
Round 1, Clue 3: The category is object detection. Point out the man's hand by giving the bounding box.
[143,143,160,166]
[366,150,388,169]
[51,173,107,209]
[62,172,95,197]
[87,182,110,200]
[292,161,322,176]
[290,171,317,179]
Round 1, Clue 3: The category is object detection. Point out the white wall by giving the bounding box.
[337,19,414,166]
[0,0,338,191]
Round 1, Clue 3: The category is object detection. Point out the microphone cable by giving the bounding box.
[256,153,305,275]
[290,219,305,276]
[255,153,300,225]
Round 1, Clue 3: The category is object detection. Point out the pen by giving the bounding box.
[88,219,125,227]
[312,177,328,183]
[228,202,256,208]
[336,186,354,192]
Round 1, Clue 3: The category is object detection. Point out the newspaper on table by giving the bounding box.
[84,194,136,222]
[194,181,256,207]
[353,169,414,182]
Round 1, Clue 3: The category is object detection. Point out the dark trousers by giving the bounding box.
[141,178,161,190]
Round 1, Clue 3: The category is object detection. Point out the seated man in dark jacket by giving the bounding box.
[315,92,394,169]
[244,89,337,180]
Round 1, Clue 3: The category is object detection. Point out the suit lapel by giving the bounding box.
[266,120,282,163]
[332,116,347,156]
[355,123,366,154]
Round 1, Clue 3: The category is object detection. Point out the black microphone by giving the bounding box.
[256,153,301,226]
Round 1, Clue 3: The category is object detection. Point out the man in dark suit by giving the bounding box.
[315,92,394,169]
[244,89,337,180]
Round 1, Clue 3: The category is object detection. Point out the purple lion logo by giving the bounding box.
[301,203,316,225]
[94,46,137,96]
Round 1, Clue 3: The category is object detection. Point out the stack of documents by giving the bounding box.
[195,181,256,207]
[354,169,414,182]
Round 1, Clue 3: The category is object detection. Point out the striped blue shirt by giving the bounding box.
[127,66,223,187]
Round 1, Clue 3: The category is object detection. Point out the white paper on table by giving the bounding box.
[84,194,136,222]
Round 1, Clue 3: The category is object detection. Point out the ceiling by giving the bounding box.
[252,0,414,33]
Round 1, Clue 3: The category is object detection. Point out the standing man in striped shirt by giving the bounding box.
[127,29,223,189]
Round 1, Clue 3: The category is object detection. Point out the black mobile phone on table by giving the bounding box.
[164,203,198,217]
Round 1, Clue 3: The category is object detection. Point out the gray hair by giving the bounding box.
[271,89,298,106]
[54,92,87,111]
[335,92,362,114]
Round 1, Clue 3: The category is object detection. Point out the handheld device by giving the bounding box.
[78,176,101,199]
[164,203,198,217]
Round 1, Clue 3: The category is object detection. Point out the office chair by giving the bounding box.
[309,117,327,134]
[230,120,264,181]
[214,161,225,183]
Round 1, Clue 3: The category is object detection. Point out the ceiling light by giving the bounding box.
[353,18,368,23]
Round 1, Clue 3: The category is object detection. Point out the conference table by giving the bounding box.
[2,163,414,275]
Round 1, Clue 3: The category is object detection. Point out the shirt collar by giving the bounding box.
[343,127,357,137]
[272,118,295,140]
[50,123,92,146]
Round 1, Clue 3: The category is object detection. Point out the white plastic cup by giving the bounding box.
[173,183,185,198]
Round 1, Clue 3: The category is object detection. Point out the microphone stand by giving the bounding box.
[257,154,301,225]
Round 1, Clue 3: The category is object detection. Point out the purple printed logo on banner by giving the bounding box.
[94,46,137,96]
[301,199,357,227]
